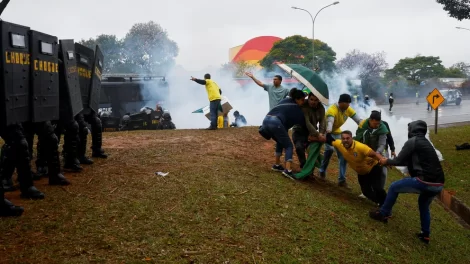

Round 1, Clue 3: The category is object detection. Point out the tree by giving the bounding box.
[451,62,470,77]
[442,66,467,78]
[221,61,257,77]
[385,55,446,85]
[436,0,470,21]
[122,21,179,75]
[259,35,336,73]
[79,34,124,73]
[336,50,389,97]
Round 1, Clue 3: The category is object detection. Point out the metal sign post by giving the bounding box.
[426,88,445,134]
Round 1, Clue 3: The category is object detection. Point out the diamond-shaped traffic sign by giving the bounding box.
[426,88,445,110]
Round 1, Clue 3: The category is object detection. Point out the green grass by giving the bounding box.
[430,125,470,203]
[0,127,469,263]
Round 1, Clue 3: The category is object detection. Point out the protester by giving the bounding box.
[355,110,389,199]
[292,93,326,178]
[230,111,247,127]
[245,72,289,110]
[190,74,221,130]
[325,131,387,206]
[389,93,394,112]
[319,94,362,188]
[258,88,306,178]
[370,120,445,245]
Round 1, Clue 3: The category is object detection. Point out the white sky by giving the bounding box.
[3,0,470,71]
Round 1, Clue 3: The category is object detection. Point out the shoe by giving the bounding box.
[358,193,366,199]
[338,181,351,189]
[271,164,285,172]
[0,199,24,217]
[49,173,71,186]
[205,126,217,130]
[416,232,430,244]
[92,150,108,159]
[20,186,45,200]
[64,163,83,172]
[369,209,391,223]
[282,170,296,180]
[79,157,94,165]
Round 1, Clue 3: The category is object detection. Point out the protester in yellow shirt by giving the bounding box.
[319,94,362,188]
[326,130,387,206]
[191,73,222,130]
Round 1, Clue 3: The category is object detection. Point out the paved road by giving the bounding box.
[377,99,470,126]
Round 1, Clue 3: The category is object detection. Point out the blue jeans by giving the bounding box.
[380,177,443,236]
[209,100,221,128]
[262,116,293,162]
[319,133,347,182]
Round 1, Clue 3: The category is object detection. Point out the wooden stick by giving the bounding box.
[109,187,118,194]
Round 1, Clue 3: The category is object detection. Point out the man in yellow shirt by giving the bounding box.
[326,131,387,206]
[320,94,362,187]
[191,74,222,130]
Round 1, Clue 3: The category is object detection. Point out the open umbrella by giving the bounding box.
[277,64,329,105]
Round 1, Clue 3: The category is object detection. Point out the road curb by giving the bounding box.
[438,189,470,229]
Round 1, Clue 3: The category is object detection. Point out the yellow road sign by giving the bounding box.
[426,88,445,110]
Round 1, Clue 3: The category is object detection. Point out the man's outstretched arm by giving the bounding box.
[190,76,206,85]
[245,72,265,88]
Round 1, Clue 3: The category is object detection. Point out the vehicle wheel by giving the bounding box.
[456,98,461,105]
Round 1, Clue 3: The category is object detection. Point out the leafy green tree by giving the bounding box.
[451,62,470,77]
[385,55,446,85]
[122,21,179,75]
[442,66,467,78]
[259,35,336,73]
[79,34,124,73]
[436,0,470,21]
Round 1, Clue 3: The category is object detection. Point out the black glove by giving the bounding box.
[325,133,335,146]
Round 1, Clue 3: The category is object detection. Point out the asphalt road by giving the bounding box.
[377,99,470,126]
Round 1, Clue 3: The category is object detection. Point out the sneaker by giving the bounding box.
[282,170,296,180]
[338,181,351,189]
[416,232,430,244]
[369,209,391,223]
[271,164,285,172]
[358,193,366,199]
[319,171,326,180]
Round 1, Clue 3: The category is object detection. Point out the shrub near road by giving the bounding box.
[1,127,469,263]
[430,125,470,203]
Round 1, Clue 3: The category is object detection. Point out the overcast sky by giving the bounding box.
[3,0,470,71]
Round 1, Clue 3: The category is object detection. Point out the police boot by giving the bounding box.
[48,154,70,186]
[2,178,17,192]
[63,152,83,172]
[0,199,24,217]
[92,149,108,159]
[20,186,45,200]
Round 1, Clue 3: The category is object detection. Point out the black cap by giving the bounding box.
[338,94,351,103]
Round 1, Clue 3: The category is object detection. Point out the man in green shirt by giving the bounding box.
[245,72,289,110]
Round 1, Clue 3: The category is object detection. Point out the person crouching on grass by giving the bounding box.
[370,120,445,244]
[325,131,387,206]
[259,88,306,178]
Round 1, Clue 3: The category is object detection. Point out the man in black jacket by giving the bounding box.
[369,120,445,244]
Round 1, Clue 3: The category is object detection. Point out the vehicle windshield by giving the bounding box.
[440,90,449,97]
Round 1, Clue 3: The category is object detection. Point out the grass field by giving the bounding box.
[430,125,470,203]
[1,127,469,263]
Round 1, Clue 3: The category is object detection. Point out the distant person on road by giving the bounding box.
[370,120,445,245]
[230,111,247,127]
[319,94,362,188]
[191,73,221,130]
[388,93,394,112]
[427,92,433,111]
[245,72,289,110]
[258,88,306,178]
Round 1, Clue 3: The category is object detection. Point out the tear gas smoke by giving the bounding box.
[141,65,443,173]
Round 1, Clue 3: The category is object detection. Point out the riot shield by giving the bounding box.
[29,30,59,122]
[74,43,94,115]
[89,45,103,113]
[0,21,30,127]
[58,40,82,120]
